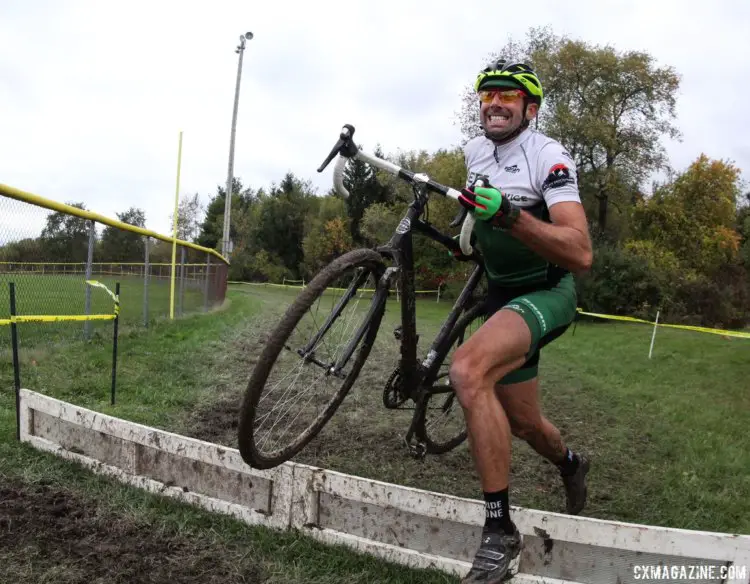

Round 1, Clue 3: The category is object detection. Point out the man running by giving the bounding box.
[452,59,593,583]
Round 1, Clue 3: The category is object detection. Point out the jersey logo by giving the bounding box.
[466,171,491,188]
[542,163,575,192]
[504,164,520,174]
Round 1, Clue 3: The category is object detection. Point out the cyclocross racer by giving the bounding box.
[452,59,593,583]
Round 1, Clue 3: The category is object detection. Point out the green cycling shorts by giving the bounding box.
[485,272,577,384]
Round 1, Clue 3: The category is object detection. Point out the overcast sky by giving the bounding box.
[1,0,748,240]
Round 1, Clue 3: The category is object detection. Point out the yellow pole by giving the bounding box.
[170,130,183,319]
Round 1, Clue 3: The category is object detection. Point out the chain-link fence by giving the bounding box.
[0,182,229,397]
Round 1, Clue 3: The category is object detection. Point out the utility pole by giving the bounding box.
[222,31,253,258]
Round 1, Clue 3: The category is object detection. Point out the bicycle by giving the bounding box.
[238,124,491,470]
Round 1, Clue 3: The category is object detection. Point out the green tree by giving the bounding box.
[99,207,146,262]
[343,145,392,243]
[0,238,45,262]
[40,203,90,262]
[629,155,742,276]
[195,177,254,250]
[302,196,354,277]
[242,173,318,279]
[303,216,354,277]
[457,27,681,236]
[170,193,204,242]
[738,192,750,264]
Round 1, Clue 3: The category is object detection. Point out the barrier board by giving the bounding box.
[18,389,750,583]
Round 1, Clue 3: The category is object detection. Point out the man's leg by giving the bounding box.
[450,308,530,494]
[496,376,590,514]
[449,308,531,583]
[496,376,566,463]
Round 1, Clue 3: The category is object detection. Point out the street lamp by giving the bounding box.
[222,31,253,258]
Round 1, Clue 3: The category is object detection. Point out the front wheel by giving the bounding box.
[416,301,487,454]
[238,249,386,469]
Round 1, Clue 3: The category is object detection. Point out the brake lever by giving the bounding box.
[449,206,467,228]
[317,124,357,172]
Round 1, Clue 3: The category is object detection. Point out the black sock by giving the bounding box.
[557,448,580,476]
[483,488,515,534]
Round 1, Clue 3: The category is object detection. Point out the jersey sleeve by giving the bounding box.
[535,142,582,207]
[463,138,476,187]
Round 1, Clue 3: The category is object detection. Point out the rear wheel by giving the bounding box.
[238,249,386,469]
[417,301,487,454]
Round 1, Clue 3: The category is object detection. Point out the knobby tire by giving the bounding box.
[238,249,386,469]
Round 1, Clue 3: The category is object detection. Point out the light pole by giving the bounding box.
[222,31,253,258]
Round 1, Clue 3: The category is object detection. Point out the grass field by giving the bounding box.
[0,273,207,388]
[0,273,206,323]
[1,280,749,583]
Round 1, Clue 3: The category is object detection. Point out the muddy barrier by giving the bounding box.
[17,389,750,584]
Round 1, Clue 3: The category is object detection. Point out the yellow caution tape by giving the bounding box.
[0,314,116,325]
[86,280,120,316]
[0,280,120,326]
[576,309,750,339]
[228,281,438,294]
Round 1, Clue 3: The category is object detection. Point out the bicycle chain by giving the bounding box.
[382,368,409,409]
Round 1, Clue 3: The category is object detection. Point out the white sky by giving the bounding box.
[1,0,748,239]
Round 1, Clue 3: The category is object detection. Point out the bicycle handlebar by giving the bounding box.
[318,124,477,257]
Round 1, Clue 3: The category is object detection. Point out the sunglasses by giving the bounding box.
[478,89,525,104]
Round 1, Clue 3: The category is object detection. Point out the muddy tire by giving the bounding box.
[417,301,487,454]
[238,249,386,469]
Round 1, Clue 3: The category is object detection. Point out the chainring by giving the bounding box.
[382,368,409,409]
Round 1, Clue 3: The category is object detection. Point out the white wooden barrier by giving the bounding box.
[18,389,750,583]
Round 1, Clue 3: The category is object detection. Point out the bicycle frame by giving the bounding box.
[376,185,486,396]
[308,178,485,394]
[313,123,488,454]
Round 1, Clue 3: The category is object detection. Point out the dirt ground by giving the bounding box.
[0,478,262,584]
[181,303,570,508]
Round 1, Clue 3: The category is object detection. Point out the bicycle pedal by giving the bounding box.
[403,437,427,460]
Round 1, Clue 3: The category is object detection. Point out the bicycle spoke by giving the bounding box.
[246,261,381,462]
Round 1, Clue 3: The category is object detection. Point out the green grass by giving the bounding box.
[0,286,454,584]
[233,285,750,535]
[0,274,206,386]
[0,273,205,323]
[1,280,748,583]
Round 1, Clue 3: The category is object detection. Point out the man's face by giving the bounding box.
[479,88,537,141]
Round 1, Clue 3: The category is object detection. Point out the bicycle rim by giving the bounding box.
[238,249,386,469]
[416,301,487,454]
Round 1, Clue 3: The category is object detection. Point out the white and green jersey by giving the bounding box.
[464,128,582,286]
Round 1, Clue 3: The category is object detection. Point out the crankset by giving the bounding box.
[382,368,410,409]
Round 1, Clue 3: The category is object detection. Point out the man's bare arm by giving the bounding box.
[509,201,593,274]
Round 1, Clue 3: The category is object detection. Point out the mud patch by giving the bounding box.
[189,396,240,448]
[0,478,262,584]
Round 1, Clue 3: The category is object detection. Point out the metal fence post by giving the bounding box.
[143,236,150,328]
[178,246,186,317]
[203,253,211,311]
[10,282,21,441]
[111,282,120,406]
[84,220,96,340]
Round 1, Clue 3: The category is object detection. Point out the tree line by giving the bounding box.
[200,27,749,328]
[0,203,206,266]
[2,27,747,328]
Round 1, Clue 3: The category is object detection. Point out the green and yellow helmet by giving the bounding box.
[474,59,544,105]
